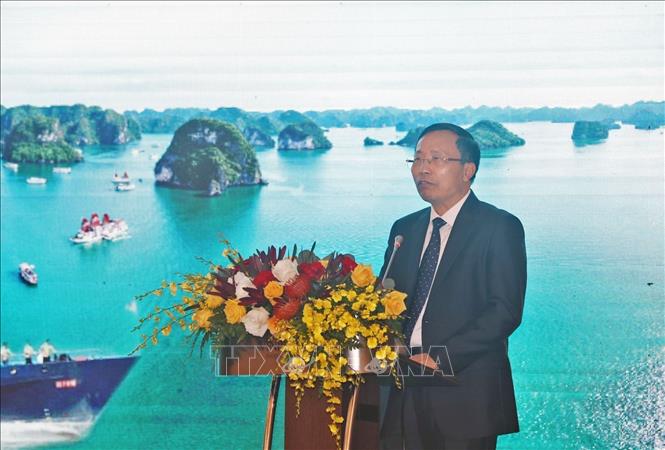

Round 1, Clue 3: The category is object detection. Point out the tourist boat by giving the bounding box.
[53,167,72,174]
[3,162,19,171]
[115,183,135,192]
[70,230,103,245]
[111,173,131,184]
[1,355,138,420]
[26,177,47,185]
[18,263,38,286]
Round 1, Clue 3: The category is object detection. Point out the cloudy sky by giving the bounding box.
[1,1,663,112]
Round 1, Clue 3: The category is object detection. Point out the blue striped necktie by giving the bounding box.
[403,217,447,343]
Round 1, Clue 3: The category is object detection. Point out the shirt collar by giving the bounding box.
[429,189,471,227]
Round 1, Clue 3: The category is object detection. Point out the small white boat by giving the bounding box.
[53,167,72,174]
[70,231,103,245]
[3,162,19,171]
[112,174,131,184]
[115,183,135,192]
[19,263,38,286]
[131,149,140,156]
[26,177,47,185]
[149,154,159,161]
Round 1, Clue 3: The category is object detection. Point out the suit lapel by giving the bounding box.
[400,209,430,297]
[433,191,480,285]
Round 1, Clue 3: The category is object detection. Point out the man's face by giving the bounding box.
[411,130,475,213]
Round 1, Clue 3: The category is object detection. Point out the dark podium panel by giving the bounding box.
[284,376,381,450]
[218,345,456,450]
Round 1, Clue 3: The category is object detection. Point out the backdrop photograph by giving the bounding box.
[1,2,663,449]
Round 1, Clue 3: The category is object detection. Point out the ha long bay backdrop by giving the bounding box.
[1,103,663,449]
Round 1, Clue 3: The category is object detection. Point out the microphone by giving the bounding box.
[381,235,404,289]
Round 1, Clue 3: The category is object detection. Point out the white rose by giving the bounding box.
[272,259,299,283]
[229,271,256,299]
[241,307,270,337]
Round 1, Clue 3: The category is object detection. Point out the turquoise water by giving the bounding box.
[1,123,663,449]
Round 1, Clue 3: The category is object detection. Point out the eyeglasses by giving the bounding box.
[406,156,464,167]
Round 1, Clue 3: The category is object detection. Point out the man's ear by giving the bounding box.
[463,162,477,182]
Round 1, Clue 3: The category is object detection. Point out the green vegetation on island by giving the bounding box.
[571,121,609,141]
[2,115,83,163]
[392,127,424,147]
[393,121,525,150]
[625,109,664,130]
[243,127,275,148]
[154,119,263,194]
[277,121,332,151]
[363,137,384,146]
[467,120,526,149]
[302,101,664,129]
[126,107,321,138]
[1,105,140,163]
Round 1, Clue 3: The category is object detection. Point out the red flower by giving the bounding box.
[253,270,276,288]
[284,275,311,299]
[298,261,325,280]
[273,297,301,320]
[341,255,357,275]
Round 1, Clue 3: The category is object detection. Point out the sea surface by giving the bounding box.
[1,123,663,449]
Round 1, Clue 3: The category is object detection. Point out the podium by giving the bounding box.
[218,344,456,450]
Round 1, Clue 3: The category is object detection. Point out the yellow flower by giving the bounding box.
[375,346,390,360]
[367,337,378,349]
[161,324,173,336]
[351,264,375,288]
[381,290,407,316]
[224,299,246,324]
[169,282,178,296]
[192,308,214,330]
[263,281,284,300]
[153,289,163,297]
[205,294,224,309]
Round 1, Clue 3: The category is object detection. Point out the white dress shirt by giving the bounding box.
[410,190,471,348]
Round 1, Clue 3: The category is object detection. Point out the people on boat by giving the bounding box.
[72,213,128,243]
[1,342,11,365]
[81,218,92,233]
[23,342,35,364]
[39,339,56,363]
[91,213,101,228]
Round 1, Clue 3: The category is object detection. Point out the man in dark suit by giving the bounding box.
[378,123,527,450]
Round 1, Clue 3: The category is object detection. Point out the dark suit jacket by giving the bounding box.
[379,190,527,439]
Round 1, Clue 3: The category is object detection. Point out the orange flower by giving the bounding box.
[267,316,282,335]
[263,281,284,301]
[351,264,375,288]
[381,291,407,316]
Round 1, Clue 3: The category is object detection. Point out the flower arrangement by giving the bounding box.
[133,240,408,448]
